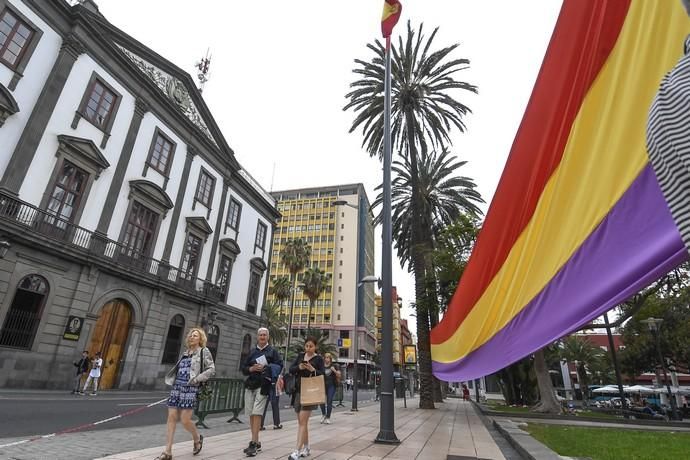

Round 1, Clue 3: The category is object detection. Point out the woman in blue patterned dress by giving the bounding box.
[156,327,215,460]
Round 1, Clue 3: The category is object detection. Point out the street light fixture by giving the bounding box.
[640,317,679,420]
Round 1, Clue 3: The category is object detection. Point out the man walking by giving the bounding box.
[241,328,282,457]
[71,350,89,394]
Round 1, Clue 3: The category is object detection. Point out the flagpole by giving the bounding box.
[375,34,400,444]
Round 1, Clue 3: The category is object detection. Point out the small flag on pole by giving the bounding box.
[381,0,402,38]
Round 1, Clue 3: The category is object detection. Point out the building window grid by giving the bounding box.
[254,221,267,254]
[83,79,116,128]
[0,8,33,69]
[121,201,159,257]
[147,131,174,176]
[45,160,88,228]
[179,233,203,281]
[225,198,242,233]
[194,168,215,212]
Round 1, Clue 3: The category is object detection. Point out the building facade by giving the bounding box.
[375,287,402,371]
[0,0,279,389]
[269,184,376,378]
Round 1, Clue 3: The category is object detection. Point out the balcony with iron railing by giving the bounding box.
[0,191,225,301]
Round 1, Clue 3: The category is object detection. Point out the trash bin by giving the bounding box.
[395,378,405,398]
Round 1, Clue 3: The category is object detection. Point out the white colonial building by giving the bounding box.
[0,0,279,389]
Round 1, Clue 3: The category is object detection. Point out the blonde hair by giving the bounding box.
[186,327,208,348]
[324,352,333,363]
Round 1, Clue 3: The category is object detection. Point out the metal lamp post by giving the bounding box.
[641,317,679,420]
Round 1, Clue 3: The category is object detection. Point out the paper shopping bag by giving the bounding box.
[300,374,326,406]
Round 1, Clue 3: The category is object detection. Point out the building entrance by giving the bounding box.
[86,299,132,389]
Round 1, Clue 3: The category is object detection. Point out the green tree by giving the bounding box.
[431,214,480,308]
[271,275,292,305]
[346,21,477,409]
[372,148,483,404]
[290,328,337,362]
[279,238,311,353]
[262,300,287,348]
[560,336,603,405]
[301,267,330,329]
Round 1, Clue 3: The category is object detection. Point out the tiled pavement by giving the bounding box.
[98,398,505,460]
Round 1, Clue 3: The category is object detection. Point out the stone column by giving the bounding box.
[205,177,229,281]
[161,147,196,264]
[96,98,149,235]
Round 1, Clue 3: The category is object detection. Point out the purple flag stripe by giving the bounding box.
[432,165,687,381]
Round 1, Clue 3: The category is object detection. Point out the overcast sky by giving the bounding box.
[96,0,563,331]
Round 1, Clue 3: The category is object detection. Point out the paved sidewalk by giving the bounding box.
[98,398,505,460]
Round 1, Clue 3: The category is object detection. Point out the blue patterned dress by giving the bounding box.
[166,356,198,409]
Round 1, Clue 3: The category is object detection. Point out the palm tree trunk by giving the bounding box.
[532,349,562,414]
[284,274,297,362]
[307,300,313,330]
[405,109,435,410]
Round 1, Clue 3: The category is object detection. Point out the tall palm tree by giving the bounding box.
[301,267,330,330]
[560,336,603,406]
[271,276,292,306]
[372,148,483,405]
[374,149,483,264]
[262,300,287,347]
[279,238,311,362]
[345,21,477,409]
[291,328,338,360]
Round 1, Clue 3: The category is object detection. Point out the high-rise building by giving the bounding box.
[269,184,376,371]
[375,286,402,371]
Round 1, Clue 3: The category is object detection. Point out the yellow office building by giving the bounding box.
[269,184,376,366]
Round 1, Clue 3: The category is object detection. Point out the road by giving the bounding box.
[0,388,378,439]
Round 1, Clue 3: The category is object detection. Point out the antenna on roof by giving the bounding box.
[196,48,212,93]
[270,162,276,192]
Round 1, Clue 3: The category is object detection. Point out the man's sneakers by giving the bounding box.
[320,415,326,424]
[244,441,262,457]
[288,451,300,460]
[324,417,331,424]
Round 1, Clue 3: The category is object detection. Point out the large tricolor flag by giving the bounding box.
[431,0,690,381]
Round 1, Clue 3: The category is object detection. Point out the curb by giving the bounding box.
[477,404,689,429]
[492,419,563,460]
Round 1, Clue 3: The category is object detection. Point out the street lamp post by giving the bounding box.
[641,317,679,420]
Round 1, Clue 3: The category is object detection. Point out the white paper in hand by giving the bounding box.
[256,355,268,366]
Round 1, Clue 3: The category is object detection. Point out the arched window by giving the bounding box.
[238,333,252,371]
[207,325,220,360]
[161,314,185,364]
[0,275,49,349]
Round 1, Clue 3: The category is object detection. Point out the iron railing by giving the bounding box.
[0,192,225,300]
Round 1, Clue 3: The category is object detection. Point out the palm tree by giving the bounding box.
[560,336,604,406]
[345,21,477,409]
[262,300,287,347]
[291,328,338,359]
[279,238,311,361]
[372,149,483,405]
[301,267,330,330]
[271,275,292,306]
[374,149,483,264]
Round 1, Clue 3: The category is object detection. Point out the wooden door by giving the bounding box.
[86,299,132,389]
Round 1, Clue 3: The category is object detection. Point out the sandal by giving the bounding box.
[155,453,172,460]
[193,434,204,456]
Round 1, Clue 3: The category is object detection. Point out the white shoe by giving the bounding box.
[299,446,311,457]
[320,415,326,424]
[324,417,331,424]
[288,451,300,460]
